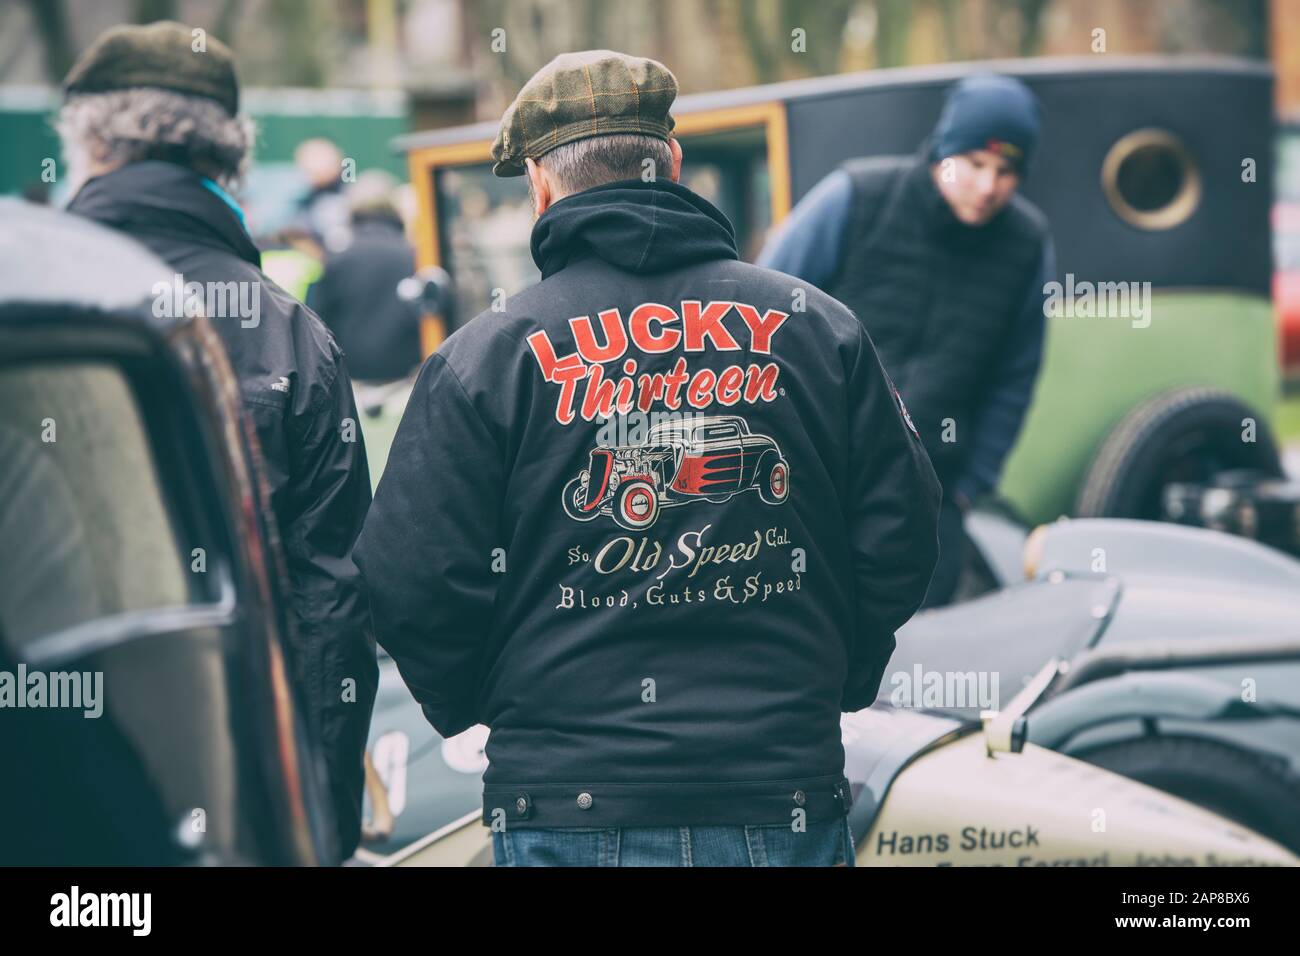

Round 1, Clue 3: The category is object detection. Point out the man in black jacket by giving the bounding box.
[759,75,1054,607]
[355,51,940,867]
[60,21,377,862]
[308,185,420,384]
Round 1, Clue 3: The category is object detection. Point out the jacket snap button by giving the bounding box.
[515,795,529,815]
[793,790,806,807]
[577,792,594,809]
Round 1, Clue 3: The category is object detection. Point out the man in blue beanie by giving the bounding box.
[759,74,1055,608]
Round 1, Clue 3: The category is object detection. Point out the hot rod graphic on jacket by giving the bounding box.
[562,415,790,530]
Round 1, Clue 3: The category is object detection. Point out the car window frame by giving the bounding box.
[0,314,241,668]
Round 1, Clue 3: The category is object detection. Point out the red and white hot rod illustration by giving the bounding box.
[561,415,790,530]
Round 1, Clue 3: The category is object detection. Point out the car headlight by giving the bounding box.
[579,469,590,485]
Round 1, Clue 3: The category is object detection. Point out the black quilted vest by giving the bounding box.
[825,154,1046,479]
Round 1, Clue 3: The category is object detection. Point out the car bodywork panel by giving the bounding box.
[853,733,1294,867]
[899,516,1300,779]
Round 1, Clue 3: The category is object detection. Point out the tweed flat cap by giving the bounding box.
[63,20,239,116]
[491,50,677,178]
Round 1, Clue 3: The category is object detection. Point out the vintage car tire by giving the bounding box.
[1077,735,1300,853]
[758,455,791,505]
[613,480,660,531]
[561,477,601,522]
[1075,387,1284,519]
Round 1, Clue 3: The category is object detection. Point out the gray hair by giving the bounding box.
[535,133,673,197]
[57,88,255,193]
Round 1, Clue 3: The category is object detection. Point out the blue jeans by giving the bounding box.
[492,816,855,867]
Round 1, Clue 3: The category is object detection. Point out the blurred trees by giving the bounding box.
[11,0,1275,101]
[457,0,1269,118]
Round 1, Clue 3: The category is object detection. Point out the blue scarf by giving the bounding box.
[201,177,248,229]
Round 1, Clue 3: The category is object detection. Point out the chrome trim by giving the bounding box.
[21,568,238,669]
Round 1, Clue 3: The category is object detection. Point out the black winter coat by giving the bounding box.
[69,161,378,860]
[354,178,940,828]
[307,214,420,383]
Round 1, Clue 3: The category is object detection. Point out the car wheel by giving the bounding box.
[1077,735,1300,853]
[613,480,659,530]
[561,477,601,522]
[758,456,790,505]
[1075,387,1283,520]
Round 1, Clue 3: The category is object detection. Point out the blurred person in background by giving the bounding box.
[308,170,421,386]
[58,20,377,862]
[293,137,351,250]
[759,75,1055,608]
[355,51,939,868]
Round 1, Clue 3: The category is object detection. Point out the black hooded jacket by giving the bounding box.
[355,178,940,828]
[68,161,378,860]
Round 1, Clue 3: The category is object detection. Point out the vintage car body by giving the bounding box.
[561,415,789,530]
[367,706,1297,867]
[0,200,337,865]
[884,514,1300,852]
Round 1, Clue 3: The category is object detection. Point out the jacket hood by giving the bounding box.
[66,160,261,267]
[530,178,738,280]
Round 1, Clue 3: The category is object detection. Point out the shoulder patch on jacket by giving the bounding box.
[893,385,921,441]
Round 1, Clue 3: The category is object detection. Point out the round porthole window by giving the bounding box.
[1101,128,1201,230]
